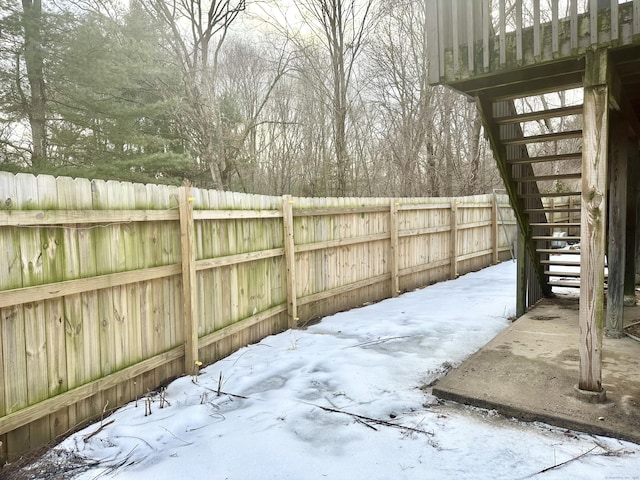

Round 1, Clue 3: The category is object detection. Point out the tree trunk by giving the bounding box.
[469,106,483,193]
[443,102,453,196]
[332,20,349,197]
[22,0,47,167]
[335,105,348,196]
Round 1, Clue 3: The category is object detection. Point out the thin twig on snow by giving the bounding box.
[310,403,434,436]
[82,419,116,443]
[524,445,598,478]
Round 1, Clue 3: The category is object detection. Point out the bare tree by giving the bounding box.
[252,72,325,195]
[215,38,293,191]
[145,0,294,190]
[294,0,375,196]
[366,0,432,196]
[21,0,47,166]
[145,0,246,188]
[468,106,484,191]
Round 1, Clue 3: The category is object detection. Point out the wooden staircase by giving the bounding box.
[478,85,585,297]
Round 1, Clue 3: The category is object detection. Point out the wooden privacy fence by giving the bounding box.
[544,195,582,237]
[0,172,516,461]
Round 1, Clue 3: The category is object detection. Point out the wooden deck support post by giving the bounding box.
[606,115,628,338]
[579,48,610,394]
[179,185,199,376]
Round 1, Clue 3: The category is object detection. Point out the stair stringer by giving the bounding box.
[476,95,552,310]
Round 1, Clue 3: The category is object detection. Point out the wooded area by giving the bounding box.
[0,171,516,461]
[0,0,503,198]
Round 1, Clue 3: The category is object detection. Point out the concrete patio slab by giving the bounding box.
[433,292,640,444]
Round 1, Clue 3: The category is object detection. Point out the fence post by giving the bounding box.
[450,201,458,279]
[179,185,198,375]
[390,199,400,297]
[492,194,499,264]
[282,195,298,328]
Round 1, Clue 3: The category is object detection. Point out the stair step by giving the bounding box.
[507,152,582,165]
[541,259,581,266]
[546,270,581,278]
[495,105,583,125]
[530,222,581,228]
[549,280,581,288]
[525,207,581,214]
[515,173,581,183]
[536,248,580,254]
[503,129,582,146]
[520,191,581,198]
[533,236,581,242]
[547,271,609,279]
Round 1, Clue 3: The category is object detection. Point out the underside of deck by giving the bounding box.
[444,45,640,125]
[428,0,640,398]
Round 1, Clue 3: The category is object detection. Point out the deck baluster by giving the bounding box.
[499,0,506,65]
[552,0,559,54]
[534,0,541,58]
[571,0,578,50]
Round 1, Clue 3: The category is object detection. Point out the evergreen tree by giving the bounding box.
[1,0,201,185]
[0,0,44,165]
[45,3,194,184]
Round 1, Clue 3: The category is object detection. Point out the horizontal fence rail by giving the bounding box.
[428,0,640,84]
[0,172,516,462]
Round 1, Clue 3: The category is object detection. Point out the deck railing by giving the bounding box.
[427,0,640,84]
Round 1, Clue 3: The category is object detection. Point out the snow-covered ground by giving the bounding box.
[28,261,640,480]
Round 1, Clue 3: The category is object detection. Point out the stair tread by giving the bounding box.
[549,280,581,288]
[537,248,581,254]
[495,105,583,125]
[515,173,581,183]
[546,270,581,277]
[520,191,581,198]
[503,129,582,146]
[525,209,581,215]
[530,223,581,227]
[541,260,581,266]
[507,152,582,165]
[533,236,581,241]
